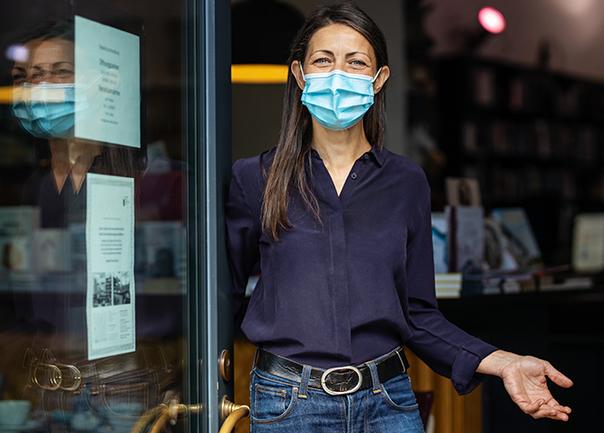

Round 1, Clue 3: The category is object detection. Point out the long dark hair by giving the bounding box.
[262,2,389,240]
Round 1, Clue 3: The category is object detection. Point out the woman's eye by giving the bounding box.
[11,66,26,80]
[55,68,74,78]
[350,59,368,67]
[11,72,26,83]
[313,57,331,65]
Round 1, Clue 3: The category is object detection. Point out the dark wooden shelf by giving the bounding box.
[439,285,604,307]
[437,283,603,433]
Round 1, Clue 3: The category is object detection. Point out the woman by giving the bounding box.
[226,4,573,432]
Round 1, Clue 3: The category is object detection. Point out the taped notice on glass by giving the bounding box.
[75,16,141,148]
[86,173,135,360]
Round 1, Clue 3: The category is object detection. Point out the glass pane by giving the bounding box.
[0,1,197,432]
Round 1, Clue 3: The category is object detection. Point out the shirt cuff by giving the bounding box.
[451,342,498,395]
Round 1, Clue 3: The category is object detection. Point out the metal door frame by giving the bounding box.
[186,0,232,432]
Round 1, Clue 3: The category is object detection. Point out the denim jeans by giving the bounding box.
[249,361,425,433]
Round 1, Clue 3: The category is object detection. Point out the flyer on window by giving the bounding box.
[86,173,135,360]
[75,15,141,148]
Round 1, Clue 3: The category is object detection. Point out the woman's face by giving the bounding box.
[291,23,389,92]
[12,38,74,85]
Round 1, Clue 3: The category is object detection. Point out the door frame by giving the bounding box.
[186,0,232,432]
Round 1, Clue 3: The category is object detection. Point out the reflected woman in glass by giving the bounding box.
[4,20,166,431]
[11,21,139,229]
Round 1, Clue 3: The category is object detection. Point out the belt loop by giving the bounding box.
[297,365,311,399]
[251,347,260,373]
[366,361,381,394]
[396,348,407,374]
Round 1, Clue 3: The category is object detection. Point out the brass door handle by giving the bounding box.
[55,363,82,391]
[31,361,83,392]
[128,397,248,433]
[32,363,62,391]
[219,396,249,433]
[130,402,202,433]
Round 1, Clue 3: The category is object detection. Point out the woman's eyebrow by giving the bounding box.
[309,49,334,57]
[346,51,370,58]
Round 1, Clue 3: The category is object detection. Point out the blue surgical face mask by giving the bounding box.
[11,82,79,139]
[300,64,382,130]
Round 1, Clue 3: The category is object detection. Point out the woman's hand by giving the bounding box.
[477,350,573,421]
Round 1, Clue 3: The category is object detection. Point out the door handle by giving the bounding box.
[218,396,249,433]
[130,402,202,433]
[55,363,82,391]
[31,362,82,391]
[32,363,62,391]
[128,398,249,433]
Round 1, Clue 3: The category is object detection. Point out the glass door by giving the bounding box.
[0,0,234,432]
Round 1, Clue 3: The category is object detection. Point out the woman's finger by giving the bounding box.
[519,398,544,415]
[546,409,570,421]
[533,406,560,420]
[545,399,572,414]
[532,402,571,421]
[544,362,573,388]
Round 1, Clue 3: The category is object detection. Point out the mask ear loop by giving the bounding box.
[299,62,306,81]
[371,66,383,83]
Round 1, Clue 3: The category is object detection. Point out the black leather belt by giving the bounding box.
[254,346,410,396]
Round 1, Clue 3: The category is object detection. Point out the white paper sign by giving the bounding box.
[75,16,140,148]
[573,214,604,273]
[86,174,135,360]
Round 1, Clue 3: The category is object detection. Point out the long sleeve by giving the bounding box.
[404,175,497,395]
[225,160,261,317]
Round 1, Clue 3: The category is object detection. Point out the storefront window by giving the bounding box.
[0,1,196,431]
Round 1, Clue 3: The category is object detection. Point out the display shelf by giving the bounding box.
[433,56,604,265]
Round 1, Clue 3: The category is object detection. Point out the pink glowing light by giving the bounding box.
[478,7,506,34]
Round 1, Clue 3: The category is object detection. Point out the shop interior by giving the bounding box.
[231,1,604,432]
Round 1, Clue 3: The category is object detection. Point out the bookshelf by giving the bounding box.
[433,56,604,266]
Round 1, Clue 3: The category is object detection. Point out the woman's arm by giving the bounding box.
[477,349,573,421]
[404,173,498,395]
[225,159,261,316]
[404,171,573,421]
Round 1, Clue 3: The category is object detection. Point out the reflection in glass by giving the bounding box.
[0,5,189,432]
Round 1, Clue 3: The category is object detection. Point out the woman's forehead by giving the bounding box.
[30,38,74,64]
[307,23,374,59]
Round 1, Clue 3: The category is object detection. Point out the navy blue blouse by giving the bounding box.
[225,144,497,395]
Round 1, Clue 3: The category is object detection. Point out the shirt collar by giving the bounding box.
[310,145,384,167]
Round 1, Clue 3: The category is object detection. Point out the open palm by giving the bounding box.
[501,355,573,421]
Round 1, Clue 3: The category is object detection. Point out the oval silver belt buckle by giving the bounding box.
[320,365,363,396]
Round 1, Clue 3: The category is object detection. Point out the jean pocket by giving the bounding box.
[379,373,420,412]
[250,371,298,424]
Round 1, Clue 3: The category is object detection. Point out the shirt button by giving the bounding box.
[350,172,358,179]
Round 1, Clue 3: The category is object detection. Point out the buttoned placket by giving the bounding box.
[310,150,372,203]
[309,150,374,360]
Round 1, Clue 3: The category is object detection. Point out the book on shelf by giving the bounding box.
[0,206,40,273]
[572,213,604,273]
[446,205,485,273]
[431,212,448,274]
[491,208,541,268]
[32,229,71,273]
[473,67,496,107]
[435,273,462,298]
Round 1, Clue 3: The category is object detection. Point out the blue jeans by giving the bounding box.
[249,362,425,433]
